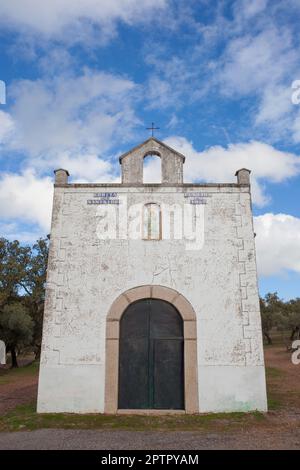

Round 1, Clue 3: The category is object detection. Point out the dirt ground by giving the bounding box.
[267,345,300,406]
[0,356,38,414]
[0,346,299,449]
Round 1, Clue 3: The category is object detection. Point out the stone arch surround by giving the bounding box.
[104,285,199,414]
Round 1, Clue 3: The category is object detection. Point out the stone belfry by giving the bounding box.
[120,137,184,184]
[37,136,267,414]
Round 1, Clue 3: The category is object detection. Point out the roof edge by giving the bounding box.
[119,137,186,163]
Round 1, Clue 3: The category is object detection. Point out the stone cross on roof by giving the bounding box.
[146,122,160,137]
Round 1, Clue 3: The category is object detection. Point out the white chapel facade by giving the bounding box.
[37,137,268,414]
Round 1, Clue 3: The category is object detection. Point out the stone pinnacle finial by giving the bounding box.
[235,168,251,185]
[54,168,70,185]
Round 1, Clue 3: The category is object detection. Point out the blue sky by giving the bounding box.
[0,0,300,299]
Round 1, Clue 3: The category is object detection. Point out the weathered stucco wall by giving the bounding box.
[37,182,267,413]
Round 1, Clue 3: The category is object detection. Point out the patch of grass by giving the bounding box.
[266,378,284,410]
[250,410,265,421]
[265,366,286,410]
[0,403,265,433]
[267,396,282,410]
[265,366,284,379]
[0,362,39,385]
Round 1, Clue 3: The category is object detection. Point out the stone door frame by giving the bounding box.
[104,285,199,414]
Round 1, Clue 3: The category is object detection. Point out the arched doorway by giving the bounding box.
[105,285,199,414]
[118,299,184,410]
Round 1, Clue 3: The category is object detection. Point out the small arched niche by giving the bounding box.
[143,152,162,183]
[143,203,161,240]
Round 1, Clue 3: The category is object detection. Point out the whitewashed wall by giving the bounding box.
[37,184,267,413]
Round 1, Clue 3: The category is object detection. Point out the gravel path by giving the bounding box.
[0,428,300,450]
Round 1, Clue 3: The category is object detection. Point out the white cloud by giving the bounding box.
[236,0,268,19]
[215,20,300,141]
[254,213,300,276]
[5,69,140,173]
[145,54,198,109]
[0,111,15,143]
[146,77,175,110]
[140,3,300,136]
[219,28,297,97]
[0,170,53,231]
[163,136,300,206]
[143,155,162,183]
[38,48,75,75]
[291,112,300,143]
[167,114,180,129]
[0,0,167,44]
[56,152,118,182]
[255,84,294,124]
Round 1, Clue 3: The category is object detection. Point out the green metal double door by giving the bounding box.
[118,299,184,410]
